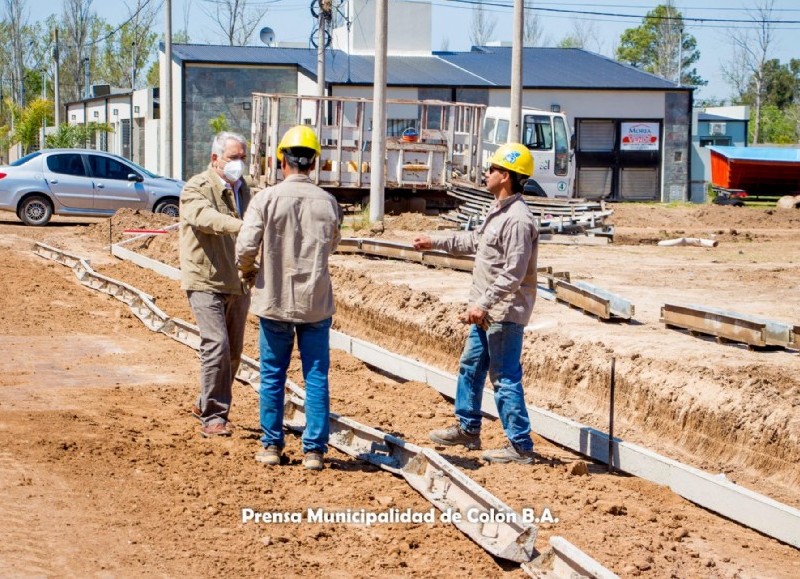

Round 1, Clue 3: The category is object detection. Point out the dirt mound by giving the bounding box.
[84,208,178,245]
[607,203,800,230]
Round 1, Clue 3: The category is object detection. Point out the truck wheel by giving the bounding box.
[154,197,180,218]
[19,195,53,226]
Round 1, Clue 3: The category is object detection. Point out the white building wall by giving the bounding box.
[158,52,184,179]
[488,89,667,127]
[330,86,421,126]
[297,72,318,97]
[331,0,432,55]
[145,118,160,173]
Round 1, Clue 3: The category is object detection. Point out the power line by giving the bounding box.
[426,0,800,25]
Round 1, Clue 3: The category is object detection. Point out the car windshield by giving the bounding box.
[123,158,159,179]
[11,152,42,166]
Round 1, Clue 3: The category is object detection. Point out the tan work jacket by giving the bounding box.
[431,193,538,325]
[179,167,252,294]
[236,174,342,323]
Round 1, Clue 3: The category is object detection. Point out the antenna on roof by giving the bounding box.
[259,27,275,47]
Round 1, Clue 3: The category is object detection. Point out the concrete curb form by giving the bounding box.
[111,244,182,281]
[329,329,800,549]
[522,536,621,578]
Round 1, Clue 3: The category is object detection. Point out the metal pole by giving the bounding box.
[509,0,524,142]
[84,57,90,99]
[317,6,326,96]
[608,357,616,473]
[369,0,387,223]
[53,27,60,129]
[164,0,173,178]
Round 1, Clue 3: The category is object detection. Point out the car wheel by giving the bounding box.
[19,195,53,226]
[154,198,180,218]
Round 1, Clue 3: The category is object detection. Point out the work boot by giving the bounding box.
[429,424,481,450]
[255,445,281,466]
[304,451,324,471]
[199,422,232,438]
[481,444,535,465]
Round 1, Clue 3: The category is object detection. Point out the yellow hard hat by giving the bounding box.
[277,125,321,161]
[489,143,534,177]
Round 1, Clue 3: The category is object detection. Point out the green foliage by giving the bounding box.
[750,104,798,144]
[11,98,54,153]
[557,36,583,49]
[146,61,159,88]
[45,122,113,149]
[616,3,706,88]
[209,114,229,134]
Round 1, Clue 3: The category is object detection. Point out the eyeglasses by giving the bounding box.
[487,165,506,175]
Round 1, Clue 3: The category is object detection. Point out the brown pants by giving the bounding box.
[187,290,250,426]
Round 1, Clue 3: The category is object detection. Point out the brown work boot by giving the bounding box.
[481,444,535,465]
[304,451,324,471]
[200,422,232,438]
[429,424,481,450]
[255,445,282,466]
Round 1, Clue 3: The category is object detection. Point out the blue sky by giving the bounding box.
[23,0,800,102]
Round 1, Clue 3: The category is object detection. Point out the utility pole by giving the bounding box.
[316,1,329,97]
[369,0,387,223]
[84,57,90,99]
[164,0,173,178]
[509,0,524,142]
[53,27,61,129]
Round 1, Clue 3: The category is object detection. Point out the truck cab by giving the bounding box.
[482,106,575,198]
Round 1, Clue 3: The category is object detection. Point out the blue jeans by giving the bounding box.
[258,317,332,454]
[455,322,533,451]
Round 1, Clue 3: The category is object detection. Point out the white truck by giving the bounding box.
[481,106,575,198]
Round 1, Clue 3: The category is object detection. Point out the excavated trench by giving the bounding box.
[329,266,800,505]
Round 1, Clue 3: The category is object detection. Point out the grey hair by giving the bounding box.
[211,131,247,156]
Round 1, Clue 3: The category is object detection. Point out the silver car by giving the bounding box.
[0,148,185,226]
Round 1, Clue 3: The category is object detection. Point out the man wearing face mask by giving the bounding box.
[179,131,253,438]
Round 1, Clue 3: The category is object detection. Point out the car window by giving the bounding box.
[11,151,42,166]
[87,154,137,181]
[47,153,87,177]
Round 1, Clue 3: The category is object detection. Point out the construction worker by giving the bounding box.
[236,125,342,471]
[413,143,538,464]
[180,131,252,438]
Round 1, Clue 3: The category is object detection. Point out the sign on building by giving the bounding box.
[620,122,660,151]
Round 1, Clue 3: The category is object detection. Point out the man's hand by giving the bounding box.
[412,235,432,250]
[239,269,258,289]
[458,305,491,330]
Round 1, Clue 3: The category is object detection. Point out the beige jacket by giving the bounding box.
[236,174,342,323]
[431,193,538,325]
[179,167,252,294]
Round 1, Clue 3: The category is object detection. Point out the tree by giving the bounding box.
[45,120,112,148]
[99,0,159,89]
[4,0,27,106]
[201,0,264,46]
[523,9,548,47]
[9,97,53,153]
[616,2,706,88]
[209,113,228,134]
[58,0,107,102]
[469,3,496,47]
[723,0,779,143]
[557,20,602,52]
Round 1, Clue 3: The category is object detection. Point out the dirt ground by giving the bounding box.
[0,203,798,577]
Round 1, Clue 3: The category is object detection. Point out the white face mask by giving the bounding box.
[223,159,244,182]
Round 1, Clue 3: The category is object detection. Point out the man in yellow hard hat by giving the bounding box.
[236,125,342,471]
[413,142,538,464]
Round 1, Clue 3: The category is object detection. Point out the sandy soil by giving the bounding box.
[1,203,798,577]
